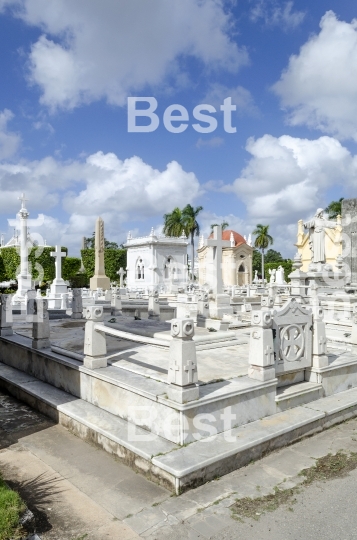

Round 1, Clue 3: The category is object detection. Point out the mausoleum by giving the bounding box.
[124,228,189,291]
[197,229,253,288]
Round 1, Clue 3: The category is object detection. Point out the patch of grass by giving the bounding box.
[300,451,357,484]
[0,474,26,540]
[231,451,357,522]
[231,486,297,521]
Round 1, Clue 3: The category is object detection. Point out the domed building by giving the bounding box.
[197,229,253,288]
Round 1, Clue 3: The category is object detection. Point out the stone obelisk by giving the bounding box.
[89,217,110,290]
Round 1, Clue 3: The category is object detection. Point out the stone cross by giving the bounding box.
[50,245,66,282]
[117,267,125,288]
[184,360,196,384]
[206,225,230,294]
[19,193,28,209]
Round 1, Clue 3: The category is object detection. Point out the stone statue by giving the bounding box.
[304,208,337,265]
[268,268,276,283]
[253,270,258,283]
[275,265,286,285]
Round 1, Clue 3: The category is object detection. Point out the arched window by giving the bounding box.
[164,256,174,279]
[136,258,144,280]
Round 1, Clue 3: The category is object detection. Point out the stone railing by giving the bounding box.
[82,306,199,403]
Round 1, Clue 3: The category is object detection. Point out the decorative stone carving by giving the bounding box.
[0,294,13,336]
[168,318,199,403]
[32,298,50,349]
[83,305,107,369]
[111,290,122,316]
[71,288,83,319]
[248,309,276,382]
[148,289,160,320]
[310,282,329,368]
[272,298,312,376]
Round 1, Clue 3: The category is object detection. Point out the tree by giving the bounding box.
[253,224,273,282]
[265,249,283,263]
[84,232,118,249]
[182,204,203,280]
[210,221,229,232]
[325,198,344,219]
[252,249,262,276]
[163,207,184,237]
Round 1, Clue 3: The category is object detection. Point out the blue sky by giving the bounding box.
[0,0,355,257]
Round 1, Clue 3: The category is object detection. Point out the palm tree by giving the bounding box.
[182,204,203,280]
[325,198,344,219]
[210,221,229,232]
[163,207,184,237]
[253,224,273,283]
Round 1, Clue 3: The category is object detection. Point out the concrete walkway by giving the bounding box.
[1,388,357,539]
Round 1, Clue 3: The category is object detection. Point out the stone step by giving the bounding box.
[275,381,323,412]
[3,360,357,495]
[153,387,357,491]
[0,361,179,491]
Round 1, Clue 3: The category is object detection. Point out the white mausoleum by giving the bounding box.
[197,229,253,287]
[124,228,189,290]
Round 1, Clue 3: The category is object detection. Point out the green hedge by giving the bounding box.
[81,248,127,281]
[0,246,82,283]
[265,260,293,283]
[62,257,82,280]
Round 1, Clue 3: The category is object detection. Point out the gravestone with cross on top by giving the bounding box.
[50,245,67,295]
[204,224,233,319]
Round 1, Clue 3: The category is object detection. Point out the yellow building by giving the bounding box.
[295,215,342,272]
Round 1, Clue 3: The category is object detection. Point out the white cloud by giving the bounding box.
[203,83,258,116]
[273,11,357,141]
[0,109,21,159]
[199,211,249,238]
[8,0,249,110]
[230,134,357,225]
[250,1,305,29]
[0,150,201,254]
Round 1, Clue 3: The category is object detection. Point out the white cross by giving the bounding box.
[170,361,180,383]
[264,345,274,362]
[184,360,196,384]
[18,193,28,209]
[117,267,125,287]
[50,245,66,281]
[206,225,230,294]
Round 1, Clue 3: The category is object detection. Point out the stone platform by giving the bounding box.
[2,315,357,493]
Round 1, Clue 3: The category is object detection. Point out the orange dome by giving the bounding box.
[208,229,246,247]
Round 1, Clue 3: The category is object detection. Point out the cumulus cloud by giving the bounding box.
[229,134,357,224]
[273,11,357,141]
[5,0,249,110]
[250,0,305,29]
[0,109,21,159]
[203,83,258,116]
[0,150,201,253]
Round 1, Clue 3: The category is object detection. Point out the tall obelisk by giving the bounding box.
[89,217,110,290]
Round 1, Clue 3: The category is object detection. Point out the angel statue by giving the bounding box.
[304,208,337,266]
[268,268,276,283]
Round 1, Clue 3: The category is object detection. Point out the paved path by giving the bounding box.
[1,388,357,539]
